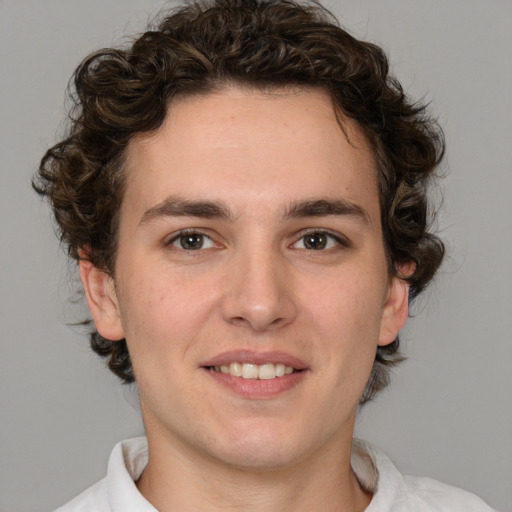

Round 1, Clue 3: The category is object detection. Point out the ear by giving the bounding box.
[378,267,412,347]
[79,258,125,341]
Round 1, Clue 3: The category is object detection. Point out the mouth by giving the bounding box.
[200,351,308,397]
[205,362,298,380]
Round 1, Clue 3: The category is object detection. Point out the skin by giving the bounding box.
[80,86,409,512]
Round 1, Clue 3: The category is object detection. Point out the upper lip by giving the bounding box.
[200,350,308,370]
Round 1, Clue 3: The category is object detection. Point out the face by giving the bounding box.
[82,86,408,471]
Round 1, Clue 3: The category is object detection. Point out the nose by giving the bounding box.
[221,247,297,332]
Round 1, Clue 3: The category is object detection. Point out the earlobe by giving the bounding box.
[378,275,410,347]
[79,258,125,341]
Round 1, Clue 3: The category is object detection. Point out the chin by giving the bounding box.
[207,422,310,471]
[214,445,300,472]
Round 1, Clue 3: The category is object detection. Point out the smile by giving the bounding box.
[208,362,295,380]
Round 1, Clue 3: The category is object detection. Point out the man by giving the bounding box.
[34,0,497,510]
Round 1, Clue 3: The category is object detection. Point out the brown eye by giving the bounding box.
[292,231,346,251]
[303,233,328,250]
[180,234,204,250]
[169,232,215,251]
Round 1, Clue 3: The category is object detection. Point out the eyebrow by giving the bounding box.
[139,197,232,225]
[284,198,370,224]
[139,196,370,226]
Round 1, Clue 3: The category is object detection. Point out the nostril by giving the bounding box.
[269,317,286,327]
[220,276,298,331]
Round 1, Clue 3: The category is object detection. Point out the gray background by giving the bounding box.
[1,1,511,511]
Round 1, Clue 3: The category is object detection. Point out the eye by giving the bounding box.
[293,231,344,251]
[168,232,216,251]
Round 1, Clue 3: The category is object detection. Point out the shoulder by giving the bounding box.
[403,474,497,511]
[355,441,498,512]
[54,478,109,512]
[53,437,152,512]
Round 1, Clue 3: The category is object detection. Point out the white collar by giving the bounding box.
[106,437,385,511]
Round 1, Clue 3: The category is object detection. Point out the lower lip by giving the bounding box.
[204,369,307,399]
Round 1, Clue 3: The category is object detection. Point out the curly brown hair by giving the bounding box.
[34,0,445,403]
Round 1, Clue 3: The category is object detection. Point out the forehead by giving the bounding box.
[122,86,379,220]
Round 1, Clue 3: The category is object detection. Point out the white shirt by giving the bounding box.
[55,437,497,511]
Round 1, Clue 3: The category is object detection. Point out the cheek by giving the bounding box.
[115,268,220,365]
[303,268,386,385]
[305,268,386,335]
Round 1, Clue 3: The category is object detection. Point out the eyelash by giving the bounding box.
[165,229,350,253]
[292,230,350,251]
[165,230,218,251]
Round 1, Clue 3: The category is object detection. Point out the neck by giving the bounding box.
[136,430,371,512]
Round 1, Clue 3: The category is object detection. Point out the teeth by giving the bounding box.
[242,364,259,379]
[230,362,242,377]
[212,362,296,379]
[258,363,275,380]
[275,363,285,377]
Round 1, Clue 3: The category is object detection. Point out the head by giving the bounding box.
[34,0,444,405]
